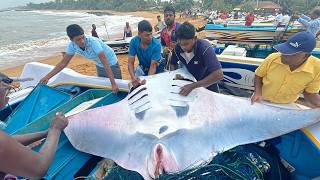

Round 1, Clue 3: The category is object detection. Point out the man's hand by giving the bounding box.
[131,76,141,88]
[50,112,68,131]
[251,92,263,105]
[179,83,196,96]
[111,83,119,94]
[39,77,49,84]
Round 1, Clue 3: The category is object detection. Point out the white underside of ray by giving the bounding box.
[64,68,320,180]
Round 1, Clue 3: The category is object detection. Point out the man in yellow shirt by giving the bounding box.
[251,31,320,108]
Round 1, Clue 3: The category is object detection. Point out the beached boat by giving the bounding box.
[215,43,320,59]
[2,62,320,179]
[205,24,299,43]
[217,55,261,90]
[104,37,133,55]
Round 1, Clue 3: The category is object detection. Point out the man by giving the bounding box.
[91,24,99,38]
[274,11,284,27]
[123,22,132,39]
[0,112,68,179]
[154,15,166,32]
[282,12,291,26]
[219,11,228,26]
[0,73,13,109]
[161,6,181,51]
[251,31,320,108]
[39,24,121,93]
[170,22,224,96]
[298,7,320,37]
[245,12,254,26]
[128,20,162,87]
[0,82,10,109]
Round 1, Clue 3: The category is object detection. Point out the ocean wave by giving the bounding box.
[0,36,68,69]
[0,11,145,69]
[0,37,68,56]
[30,10,91,17]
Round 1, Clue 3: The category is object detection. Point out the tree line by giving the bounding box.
[25,0,319,13]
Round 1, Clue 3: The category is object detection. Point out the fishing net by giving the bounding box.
[103,145,271,180]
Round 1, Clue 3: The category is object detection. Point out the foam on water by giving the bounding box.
[0,10,144,70]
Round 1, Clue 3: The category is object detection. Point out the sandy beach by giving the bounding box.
[2,10,207,80]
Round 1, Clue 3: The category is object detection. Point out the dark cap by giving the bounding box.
[273,31,316,55]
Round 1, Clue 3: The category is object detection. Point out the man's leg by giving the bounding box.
[97,64,123,79]
[96,65,108,78]
[206,83,220,93]
[110,63,122,79]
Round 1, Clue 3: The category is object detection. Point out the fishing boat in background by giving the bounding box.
[104,37,133,55]
[204,24,300,43]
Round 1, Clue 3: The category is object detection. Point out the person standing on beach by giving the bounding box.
[161,5,181,69]
[298,7,320,37]
[123,22,132,39]
[39,24,121,93]
[127,20,162,87]
[91,24,99,38]
[161,6,180,51]
[154,15,166,32]
[245,12,254,26]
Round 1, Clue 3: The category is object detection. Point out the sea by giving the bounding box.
[0,10,144,70]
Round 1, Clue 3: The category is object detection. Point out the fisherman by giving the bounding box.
[0,72,14,109]
[0,82,10,110]
[245,12,254,26]
[0,112,68,179]
[251,31,320,108]
[154,15,166,32]
[128,20,162,87]
[161,5,181,68]
[39,24,121,93]
[298,7,320,37]
[123,22,132,39]
[274,11,284,27]
[91,24,99,38]
[169,22,224,96]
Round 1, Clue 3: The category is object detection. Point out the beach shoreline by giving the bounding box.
[1,10,207,80]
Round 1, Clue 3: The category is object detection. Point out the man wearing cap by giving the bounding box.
[170,22,224,96]
[251,31,320,108]
[39,24,121,93]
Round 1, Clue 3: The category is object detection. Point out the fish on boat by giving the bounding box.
[65,68,320,179]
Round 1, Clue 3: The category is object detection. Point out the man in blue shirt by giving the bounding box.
[298,7,320,37]
[39,24,121,93]
[128,20,162,87]
[170,22,224,96]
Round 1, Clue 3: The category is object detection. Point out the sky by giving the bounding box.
[0,0,52,9]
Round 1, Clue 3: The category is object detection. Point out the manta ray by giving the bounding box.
[64,68,320,179]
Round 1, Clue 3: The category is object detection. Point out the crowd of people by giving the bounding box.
[1,5,320,179]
